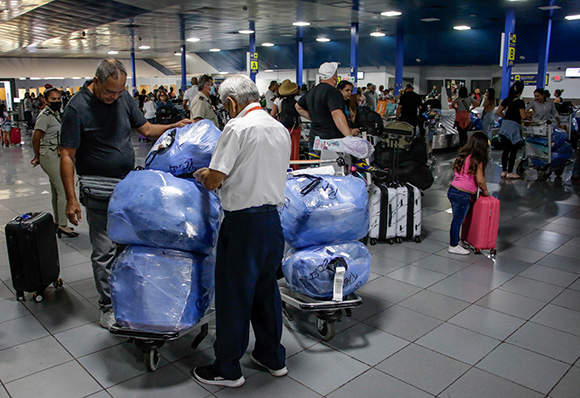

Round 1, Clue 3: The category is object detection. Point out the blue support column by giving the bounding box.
[130,23,137,94]
[537,10,553,89]
[350,22,359,88]
[394,20,404,94]
[501,8,516,99]
[180,15,187,92]
[249,21,257,83]
[296,27,304,86]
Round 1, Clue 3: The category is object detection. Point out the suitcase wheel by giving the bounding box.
[53,279,64,289]
[16,291,25,301]
[370,238,377,246]
[490,249,497,257]
[388,239,395,245]
[414,237,421,243]
[474,249,481,255]
[396,238,403,244]
[32,293,43,303]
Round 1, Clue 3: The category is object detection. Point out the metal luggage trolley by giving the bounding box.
[109,310,214,371]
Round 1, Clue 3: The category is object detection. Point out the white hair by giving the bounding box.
[218,75,260,105]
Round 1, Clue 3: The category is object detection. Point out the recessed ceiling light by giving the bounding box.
[538,5,561,10]
[239,29,255,34]
[108,50,119,54]
[18,77,26,80]
[335,27,350,31]
[453,25,471,30]
[264,69,274,72]
[186,37,200,42]
[262,42,275,47]
[72,77,82,79]
[416,59,421,62]
[565,14,580,20]
[370,31,386,37]
[293,21,310,26]
[218,71,229,75]
[519,55,526,60]
[209,48,221,52]
[316,37,331,42]
[138,45,150,50]
[381,11,402,17]
[421,18,440,22]
[174,52,182,56]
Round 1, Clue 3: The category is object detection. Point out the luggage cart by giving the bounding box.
[109,310,214,372]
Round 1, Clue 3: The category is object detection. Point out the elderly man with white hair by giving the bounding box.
[193,75,291,388]
[295,61,359,153]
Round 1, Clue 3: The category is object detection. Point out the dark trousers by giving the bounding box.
[447,186,472,247]
[457,126,469,147]
[213,206,286,379]
[501,136,519,173]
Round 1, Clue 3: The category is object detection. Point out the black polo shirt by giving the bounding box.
[60,81,147,178]
[297,82,344,146]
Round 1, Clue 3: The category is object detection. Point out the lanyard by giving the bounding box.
[243,106,263,117]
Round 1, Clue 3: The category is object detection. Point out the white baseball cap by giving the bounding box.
[319,62,339,80]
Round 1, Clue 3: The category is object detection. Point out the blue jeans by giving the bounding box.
[447,185,472,246]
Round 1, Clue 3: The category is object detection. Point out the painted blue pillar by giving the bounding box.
[394,20,404,94]
[350,22,359,88]
[249,21,257,83]
[296,27,304,86]
[130,23,137,94]
[180,15,187,92]
[537,11,553,89]
[501,8,516,99]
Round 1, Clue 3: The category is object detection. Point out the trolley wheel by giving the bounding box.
[33,293,43,303]
[315,318,336,341]
[540,170,551,181]
[191,324,209,350]
[490,249,497,257]
[516,159,526,176]
[555,169,563,177]
[370,238,377,246]
[53,279,63,289]
[16,291,25,301]
[414,237,421,243]
[144,349,161,372]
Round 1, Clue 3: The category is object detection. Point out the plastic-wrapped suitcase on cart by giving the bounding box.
[461,196,500,255]
[5,212,62,302]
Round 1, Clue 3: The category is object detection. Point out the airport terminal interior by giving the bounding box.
[1,1,580,397]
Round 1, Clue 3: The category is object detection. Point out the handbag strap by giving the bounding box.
[145,129,176,167]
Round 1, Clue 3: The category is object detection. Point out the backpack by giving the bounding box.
[355,106,384,136]
[279,96,300,128]
[156,106,181,125]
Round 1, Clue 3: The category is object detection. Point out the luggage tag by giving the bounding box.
[328,257,348,302]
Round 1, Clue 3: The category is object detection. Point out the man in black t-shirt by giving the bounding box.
[60,59,191,329]
[296,62,359,151]
[397,83,423,127]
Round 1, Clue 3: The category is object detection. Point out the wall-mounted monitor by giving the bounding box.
[565,67,580,77]
[357,71,364,80]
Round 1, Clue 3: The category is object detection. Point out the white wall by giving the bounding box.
[510,63,580,100]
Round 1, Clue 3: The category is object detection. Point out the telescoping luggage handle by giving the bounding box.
[294,174,324,196]
[144,129,177,167]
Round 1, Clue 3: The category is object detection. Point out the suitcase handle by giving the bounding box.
[15,213,33,222]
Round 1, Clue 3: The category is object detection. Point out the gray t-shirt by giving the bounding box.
[60,81,147,178]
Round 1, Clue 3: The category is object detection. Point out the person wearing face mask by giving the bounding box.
[31,88,79,238]
[190,74,220,126]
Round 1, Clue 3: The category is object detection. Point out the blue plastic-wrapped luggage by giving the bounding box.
[530,142,574,169]
[110,246,215,333]
[107,170,222,254]
[145,119,221,177]
[282,242,371,300]
[280,175,369,249]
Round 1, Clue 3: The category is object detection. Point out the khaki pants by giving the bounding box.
[39,148,67,227]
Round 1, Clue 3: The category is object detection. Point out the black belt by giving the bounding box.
[224,204,277,217]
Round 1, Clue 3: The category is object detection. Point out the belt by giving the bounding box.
[224,204,278,216]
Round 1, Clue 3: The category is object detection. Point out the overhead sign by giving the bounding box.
[565,67,580,77]
[507,33,516,67]
[510,73,549,86]
[250,52,258,73]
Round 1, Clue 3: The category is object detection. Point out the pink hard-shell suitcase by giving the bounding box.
[461,196,500,255]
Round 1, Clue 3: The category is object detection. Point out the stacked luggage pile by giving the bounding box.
[107,120,222,334]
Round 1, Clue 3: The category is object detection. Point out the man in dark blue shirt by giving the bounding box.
[60,59,190,329]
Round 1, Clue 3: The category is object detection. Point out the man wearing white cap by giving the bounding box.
[296,62,358,151]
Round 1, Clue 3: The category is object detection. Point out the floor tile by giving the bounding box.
[0,315,49,350]
[377,245,431,264]
[476,343,570,394]
[551,288,580,312]
[499,276,566,302]
[349,293,392,321]
[549,366,580,398]
[4,360,102,398]
[447,305,526,340]
[475,289,546,320]
[512,236,563,253]
[428,276,492,302]
[59,261,94,283]
[434,249,482,264]
[376,344,470,396]
[411,254,469,275]
[217,371,321,397]
[0,298,29,323]
[470,255,533,275]
[33,297,100,333]
[369,255,406,276]
[519,265,579,287]
[531,304,580,336]
[327,368,433,398]
[497,246,547,263]
[85,391,112,398]
[398,290,470,321]
[363,305,442,342]
[440,367,544,398]
[540,222,579,237]
[53,322,122,358]
[400,238,444,254]
[550,243,580,259]
[507,322,580,364]
[386,265,447,288]
[524,230,573,244]
[357,276,421,304]
[453,263,515,289]
[285,343,369,395]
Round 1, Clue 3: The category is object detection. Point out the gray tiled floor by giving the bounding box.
[1,130,579,397]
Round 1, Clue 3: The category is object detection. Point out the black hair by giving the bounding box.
[337,80,354,91]
[485,88,497,108]
[43,87,60,100]
[453,131,489,176]
[533,88,545,96]
[506,81,524,103]
[458,86,468,98]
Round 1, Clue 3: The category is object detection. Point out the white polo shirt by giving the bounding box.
[183,85,199,106]
[209,102,291,212]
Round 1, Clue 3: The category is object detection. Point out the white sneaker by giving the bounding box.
[99,310,115,329]
[448,245,470,255]
[250,354,288,377]
[459,240,470,249]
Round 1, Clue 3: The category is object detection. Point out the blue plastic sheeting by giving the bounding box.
[551,128,568,151]
[145,119,221,177]
[282,242,371,300]
[280,175,369,249]
[470,113,483,131]
[111,246,215,333]
[108,170,222,254]
[531,143,574,169]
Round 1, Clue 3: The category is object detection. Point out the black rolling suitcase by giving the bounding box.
[5,212,62,302]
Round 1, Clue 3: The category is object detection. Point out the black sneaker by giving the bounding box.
[192,365,245,388]
[250,353,288,377]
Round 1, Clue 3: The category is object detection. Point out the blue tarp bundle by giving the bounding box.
[470,113,482,131]
[145,119,221,177]
[282,242,371,300]
[280,175,369,249]
[110,246,215,332]
[107,170,222,254]
[530,142,574,169]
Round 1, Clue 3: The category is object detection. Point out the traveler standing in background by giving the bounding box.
[496,81,529,179]
[0,104,12,147]
[527,88,560,125]
[452,86,479,147]
[270,79,302,169]
[23,93,34,130]
[182,76,199,117]
[264,81,279,113]
[337,80,356,124]
[30,88,78,239]
[190,75,220,126]
[364,83,378,111]
[481,88,497,141]
[396,83,423,127]
[553,89,564,104]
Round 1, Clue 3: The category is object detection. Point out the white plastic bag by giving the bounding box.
[313,136,374,158]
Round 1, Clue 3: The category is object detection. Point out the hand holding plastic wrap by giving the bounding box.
[282,242,371,300]
[313,136,374,159]
[107,170,222,254]
[110,246,215,332]
[280,175,369,249]
[145,119,221,177]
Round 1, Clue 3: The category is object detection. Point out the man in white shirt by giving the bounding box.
[189,75,219,126]
[182,76,198,116]
[193,75,290,388]
[264,80,278,112]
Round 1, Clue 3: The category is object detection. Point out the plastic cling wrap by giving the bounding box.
[110,246,215,333]
[145,119,221,176]
[280,175,369,249]
[107,170,222,254]
[282,242,371,300]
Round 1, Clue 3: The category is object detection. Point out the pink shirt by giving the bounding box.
[451,155,478,193]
